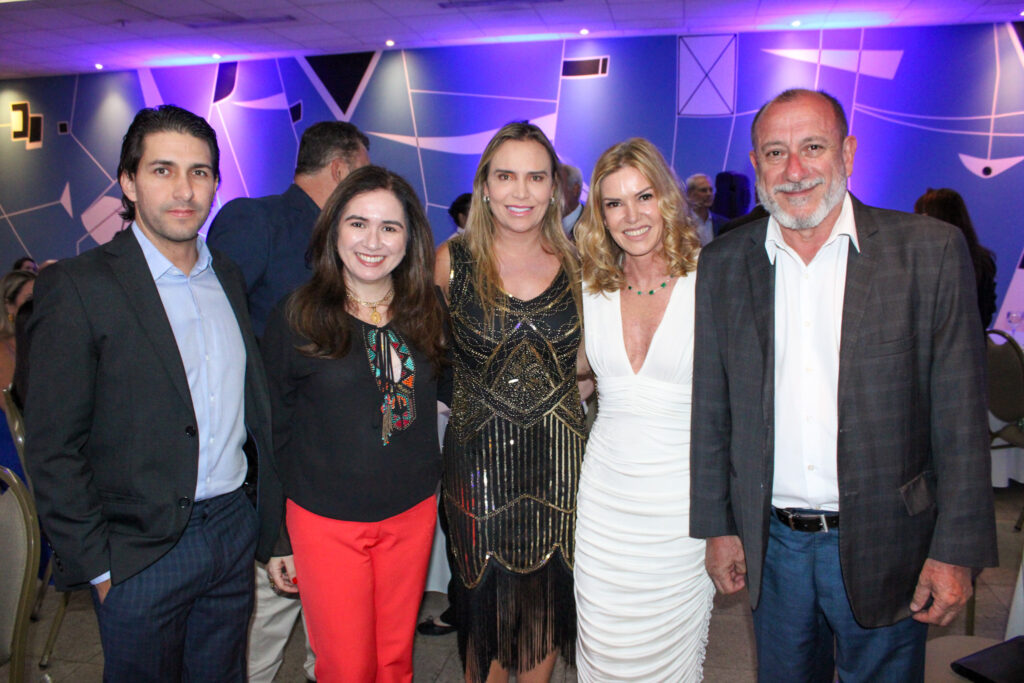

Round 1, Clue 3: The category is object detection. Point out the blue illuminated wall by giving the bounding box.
[1,23,1022,307]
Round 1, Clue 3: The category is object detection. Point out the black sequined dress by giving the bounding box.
[443,239,586,679]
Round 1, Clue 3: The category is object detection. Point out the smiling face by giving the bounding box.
[484,139,555,235]
[336,188,408,294]
[120,130,217,256]
[599,165,665,259]
[750,92,856,232]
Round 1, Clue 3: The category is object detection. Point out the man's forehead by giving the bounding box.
[139,130,213,163]
[756,94,839,142]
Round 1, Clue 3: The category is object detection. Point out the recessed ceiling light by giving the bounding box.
[212,53,221,59]
[95,63,104,70]
[579,28,589,35]
[385,39,395,47]
[791,20,802,27]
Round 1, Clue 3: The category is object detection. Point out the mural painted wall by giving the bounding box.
[1,23,1022,308]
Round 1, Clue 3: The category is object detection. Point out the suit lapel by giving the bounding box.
[105,229,193,408]
[838,197,879,403]
[745,226,774,368]
[212,252,252,341]
[745,225,775,428]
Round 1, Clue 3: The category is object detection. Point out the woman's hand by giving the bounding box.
[267,555,300,594]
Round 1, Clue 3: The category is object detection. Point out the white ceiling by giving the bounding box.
[1,0,1021,80]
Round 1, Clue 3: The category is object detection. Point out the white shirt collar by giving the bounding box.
[764,192,859,265]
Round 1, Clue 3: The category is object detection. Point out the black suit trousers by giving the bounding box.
[93,489,257,682]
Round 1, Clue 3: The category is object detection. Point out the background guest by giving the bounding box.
[559,163,585,238]
[264,165,448,682]
[12,256,38,273]
[445,192,473,241]
[0,269,35,395]
[914,187,998,329]
[685,173,726,245]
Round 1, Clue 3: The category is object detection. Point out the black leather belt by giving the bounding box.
[773,507,839,532]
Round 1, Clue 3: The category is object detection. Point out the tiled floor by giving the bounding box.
[5,482,1022,682]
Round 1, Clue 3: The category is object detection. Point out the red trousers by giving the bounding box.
[287,496,437,683]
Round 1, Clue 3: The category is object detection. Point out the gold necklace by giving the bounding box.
[346,287,393,325]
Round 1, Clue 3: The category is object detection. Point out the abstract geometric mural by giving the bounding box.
[0,23,1021,309]
[679,35,736,115]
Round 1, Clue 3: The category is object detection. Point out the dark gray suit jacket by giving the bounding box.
[690,195,998,627]
[24,228,282,591]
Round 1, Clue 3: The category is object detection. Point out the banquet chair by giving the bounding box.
[2,387,30,497]
[2,386,53,623]
[0,465,40,683]
[986,331,1024,530]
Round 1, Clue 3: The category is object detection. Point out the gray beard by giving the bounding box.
[758,174,847,231]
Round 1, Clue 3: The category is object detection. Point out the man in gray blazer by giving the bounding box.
[25,105,282,680]
[690,88,997,681]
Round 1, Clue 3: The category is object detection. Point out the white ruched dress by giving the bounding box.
[575,274,715,682]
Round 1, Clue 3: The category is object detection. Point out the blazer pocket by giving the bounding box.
[861,334,916,358]
[97,489,148,531]
[899,470,935,516]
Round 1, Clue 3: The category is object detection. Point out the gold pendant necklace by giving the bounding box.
[347,287,393,325]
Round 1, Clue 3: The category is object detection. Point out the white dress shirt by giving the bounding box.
[765,193,859,511]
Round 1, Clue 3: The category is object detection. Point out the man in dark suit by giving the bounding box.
[207,120,369,337]
[24,105,282,680]
[690,89,997,680]
[206,120,368,683]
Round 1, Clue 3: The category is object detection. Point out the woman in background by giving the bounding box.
[0,269,35,396]
[434,121,585,683]
[573,138,714,681]
[264,166,448,682]
[914,187,997,329]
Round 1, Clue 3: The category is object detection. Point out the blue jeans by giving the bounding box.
[752,511,927,683]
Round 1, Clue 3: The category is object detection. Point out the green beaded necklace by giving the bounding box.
[626,277,672,296]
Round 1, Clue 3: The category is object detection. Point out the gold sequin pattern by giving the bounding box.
[443,240,586,588]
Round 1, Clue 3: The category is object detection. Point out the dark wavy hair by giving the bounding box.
[117,105,219,221]
[286,165,447,372]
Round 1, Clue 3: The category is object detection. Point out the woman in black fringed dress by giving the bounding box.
[434,121,585,683]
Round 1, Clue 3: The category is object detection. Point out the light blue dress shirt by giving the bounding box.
[132,223,248,501]
[93,226,249,586]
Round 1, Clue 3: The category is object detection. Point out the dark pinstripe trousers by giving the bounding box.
[92,488,258,682]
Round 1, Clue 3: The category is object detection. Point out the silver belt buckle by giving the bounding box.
[819,513,829,532]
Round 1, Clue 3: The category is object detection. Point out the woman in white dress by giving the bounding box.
[574,138,715,682]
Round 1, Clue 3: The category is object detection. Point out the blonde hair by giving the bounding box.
[461,121,580,322]
[575,138,700,294]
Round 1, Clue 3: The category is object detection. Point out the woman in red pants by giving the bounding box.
[263,166,448,682]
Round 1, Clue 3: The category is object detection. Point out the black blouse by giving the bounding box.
[261,302,442,527]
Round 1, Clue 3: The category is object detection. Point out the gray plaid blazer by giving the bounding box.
[690,195,998,627]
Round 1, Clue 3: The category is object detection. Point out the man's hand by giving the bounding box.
[910,559,972,626]
[706,535,747,594]
[267,555,300,594]
[94,579,112,604]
